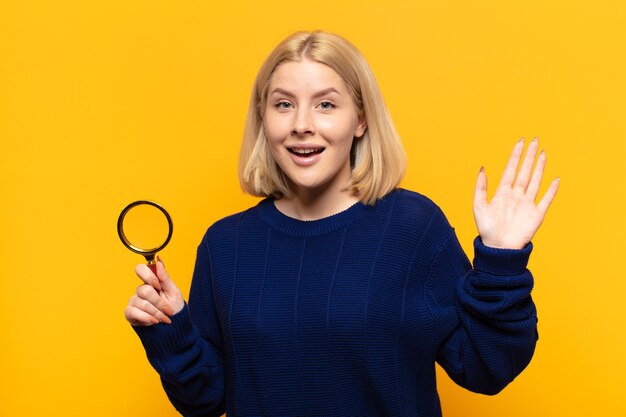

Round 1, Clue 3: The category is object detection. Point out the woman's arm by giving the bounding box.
[430,233,537,394]
[131,242,225,417]
[432,138,558,393]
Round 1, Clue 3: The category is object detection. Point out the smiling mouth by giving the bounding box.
[288,147,325,156]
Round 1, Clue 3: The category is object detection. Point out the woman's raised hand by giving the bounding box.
[473,138,560,250]
[124,259,185,326]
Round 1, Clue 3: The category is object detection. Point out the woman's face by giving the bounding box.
[263,58,366,196]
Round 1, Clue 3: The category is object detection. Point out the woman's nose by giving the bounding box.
[292,108,315,136]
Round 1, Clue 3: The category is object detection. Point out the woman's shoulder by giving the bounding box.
[201,199,269,243]
[381,188,444,218]
[378,188,452,236]
[387,187,437,205]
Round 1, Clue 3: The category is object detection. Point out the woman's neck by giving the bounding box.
[274,187,359,221]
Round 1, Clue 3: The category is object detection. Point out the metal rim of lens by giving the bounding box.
[117,200,173,256]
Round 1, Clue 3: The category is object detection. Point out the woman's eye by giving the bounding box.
[275,101,292,109]
[319,101,335,110]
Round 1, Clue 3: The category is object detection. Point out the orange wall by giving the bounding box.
[1,1,624,416]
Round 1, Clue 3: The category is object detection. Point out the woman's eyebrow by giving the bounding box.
[269,87,295,98]
[311,87,340,98]
[269,87,341,98]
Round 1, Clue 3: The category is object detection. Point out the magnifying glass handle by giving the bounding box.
[144,254,158,276]
[147,260,158,276]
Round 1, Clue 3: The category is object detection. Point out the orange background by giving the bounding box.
[1,1,625,416]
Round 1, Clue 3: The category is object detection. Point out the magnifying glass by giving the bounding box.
[117,200,173,275]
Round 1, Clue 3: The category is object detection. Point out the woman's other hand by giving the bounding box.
[124,259,185,326]
[473,138,560,249]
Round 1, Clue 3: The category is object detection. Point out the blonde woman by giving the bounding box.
[125,31,559,416]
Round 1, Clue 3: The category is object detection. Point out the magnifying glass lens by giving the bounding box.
[122,204,171,250]
[118,200,173,275]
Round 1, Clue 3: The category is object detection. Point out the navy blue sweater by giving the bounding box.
[135,189,538,416]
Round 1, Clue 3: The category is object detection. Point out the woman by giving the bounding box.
[125,31,559,416]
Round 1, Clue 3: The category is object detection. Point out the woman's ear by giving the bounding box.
[355,114,368,138]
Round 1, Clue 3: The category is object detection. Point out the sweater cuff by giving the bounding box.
[133,303,196,361]
[472,236,533,276]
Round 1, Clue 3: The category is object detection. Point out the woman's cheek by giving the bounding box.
[317,118,346,139]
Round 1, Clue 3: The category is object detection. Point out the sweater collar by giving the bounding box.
[257,197,370,237]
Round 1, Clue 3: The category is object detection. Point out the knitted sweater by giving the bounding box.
[135,189,538,417]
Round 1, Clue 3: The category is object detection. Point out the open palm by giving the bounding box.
[473,138,560,250]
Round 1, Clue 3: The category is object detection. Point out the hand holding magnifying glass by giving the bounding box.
[119,200,184,326]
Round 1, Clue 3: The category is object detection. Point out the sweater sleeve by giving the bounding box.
[427,219,538,395]
[133,237,225,417]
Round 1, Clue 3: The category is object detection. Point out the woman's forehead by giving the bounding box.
[268,59,350,95]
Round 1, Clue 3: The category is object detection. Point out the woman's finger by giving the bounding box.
[136,284,167,311]
[135,263,162,292]
[514,137,539,191]
[525,150,547,200]
[473,166,488,210]
[126,292,173,325]
[496,138,525,192]
[124,304,159,326]
[537,177,560,215]
[134,296,172,324]
[155,259,175,292]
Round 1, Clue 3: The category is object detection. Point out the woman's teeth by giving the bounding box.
[289,148,325,155]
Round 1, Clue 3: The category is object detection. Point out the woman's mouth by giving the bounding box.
[287,147,325,166]
[288,147,325,156]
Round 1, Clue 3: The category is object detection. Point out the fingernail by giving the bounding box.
[162,305,173,315]
[479,166,485,174]
[160,315,172,325]
[519,137,524,143]
[152,279,162,291]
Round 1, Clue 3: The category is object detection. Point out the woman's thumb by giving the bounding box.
[154,257,185,316]
[155,257,174,288]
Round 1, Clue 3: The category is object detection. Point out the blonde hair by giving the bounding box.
[238,31,406,205]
